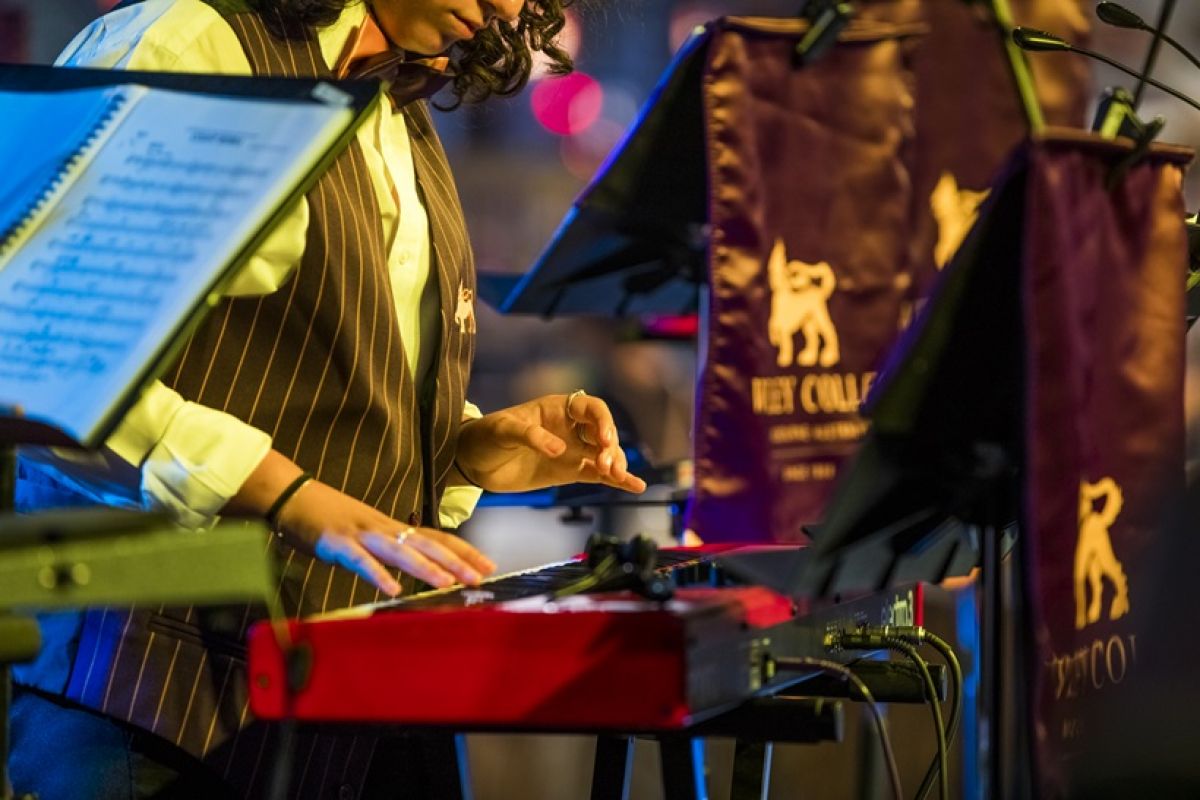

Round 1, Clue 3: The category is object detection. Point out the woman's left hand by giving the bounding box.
[453,392,647,494]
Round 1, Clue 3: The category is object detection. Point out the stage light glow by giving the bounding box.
[531,72,603,137]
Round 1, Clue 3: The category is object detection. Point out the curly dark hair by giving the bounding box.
[249,0,574,106]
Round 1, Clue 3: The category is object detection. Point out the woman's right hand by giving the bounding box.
[225,450,496,597]
[274,478,496,596]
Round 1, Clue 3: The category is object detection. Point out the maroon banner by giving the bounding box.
[689,15,924,543]
[904,0,1092,298]
[1022,131,1192,795]
[687,7,1092,544]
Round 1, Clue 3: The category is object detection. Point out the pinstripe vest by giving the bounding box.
[33,5,477,796]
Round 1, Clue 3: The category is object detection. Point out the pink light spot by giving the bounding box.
[531,72,603,137]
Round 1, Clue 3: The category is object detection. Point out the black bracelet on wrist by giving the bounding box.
[265,471,313,530]
[453,458,483,490]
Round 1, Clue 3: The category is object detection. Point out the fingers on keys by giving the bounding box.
[319,527,496,597]
[315,536,404,597]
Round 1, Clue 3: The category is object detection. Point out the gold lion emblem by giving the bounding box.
[1075,477,1131,630]
[454,281,476,334]
[931,171,989,270]
[766,238,840,368]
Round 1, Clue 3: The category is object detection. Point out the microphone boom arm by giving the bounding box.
[1012,27,1200,114]
[1074,43,1200,114]
[990,0,1046,135]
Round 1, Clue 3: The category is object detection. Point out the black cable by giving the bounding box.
[912,632,964,800]
[883,638,948,800]
[826,628,951,800]
[772,656,903,800]
[1133,0,1176,110]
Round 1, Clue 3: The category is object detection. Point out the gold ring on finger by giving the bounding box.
[574,423,593,446]
[565,389,587,425]
[396,526,415,546]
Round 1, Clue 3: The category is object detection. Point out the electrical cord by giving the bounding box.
[870,627,964,800]
[883,637,948,800]
[771,655,904,800]
[827,627,955,800]
[911,631,964,800]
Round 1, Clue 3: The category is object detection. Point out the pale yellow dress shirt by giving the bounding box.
[30,0,481,528]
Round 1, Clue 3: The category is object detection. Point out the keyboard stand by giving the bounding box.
[589,660,947,800]
[591,697,842,800]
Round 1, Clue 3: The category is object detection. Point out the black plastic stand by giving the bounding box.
[730,741,771,800]
[589,697,843,800]
[980,520,1004,800]
[971,445,1012,800]
[591,736,635,800]
[660,738,708,800]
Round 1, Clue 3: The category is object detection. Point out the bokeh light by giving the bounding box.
[530,71,603,137]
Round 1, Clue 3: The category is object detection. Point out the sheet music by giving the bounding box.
[0,86,354,443]
[0,86,127,242]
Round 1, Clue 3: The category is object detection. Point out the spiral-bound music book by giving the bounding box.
[0,66,377,448]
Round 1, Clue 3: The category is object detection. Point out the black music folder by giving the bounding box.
[0,65,377,448]
[484,30,711,317]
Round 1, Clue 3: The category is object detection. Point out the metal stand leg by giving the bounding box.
[419,732,472,800]
[591,735,634,800]
[659,737,707,800]
[730,740,771,800]
[359,730,470,800]
[981,522,1003,800]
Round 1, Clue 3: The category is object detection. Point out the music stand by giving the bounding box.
[0,64,378,800]
[794,125,1193,798]
[776,143,1030,800]
[483,29,711,318]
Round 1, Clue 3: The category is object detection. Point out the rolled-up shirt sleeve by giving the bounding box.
[439,401,483,528]
[107,383,272,529]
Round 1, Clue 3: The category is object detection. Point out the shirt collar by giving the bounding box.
[325,4,452,104]
[328,4,454,78]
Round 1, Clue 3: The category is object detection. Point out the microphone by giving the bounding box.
[1011,27,1200,113]
[1096,2,1200,74]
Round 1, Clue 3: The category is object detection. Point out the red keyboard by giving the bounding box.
[247,546,929,731]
